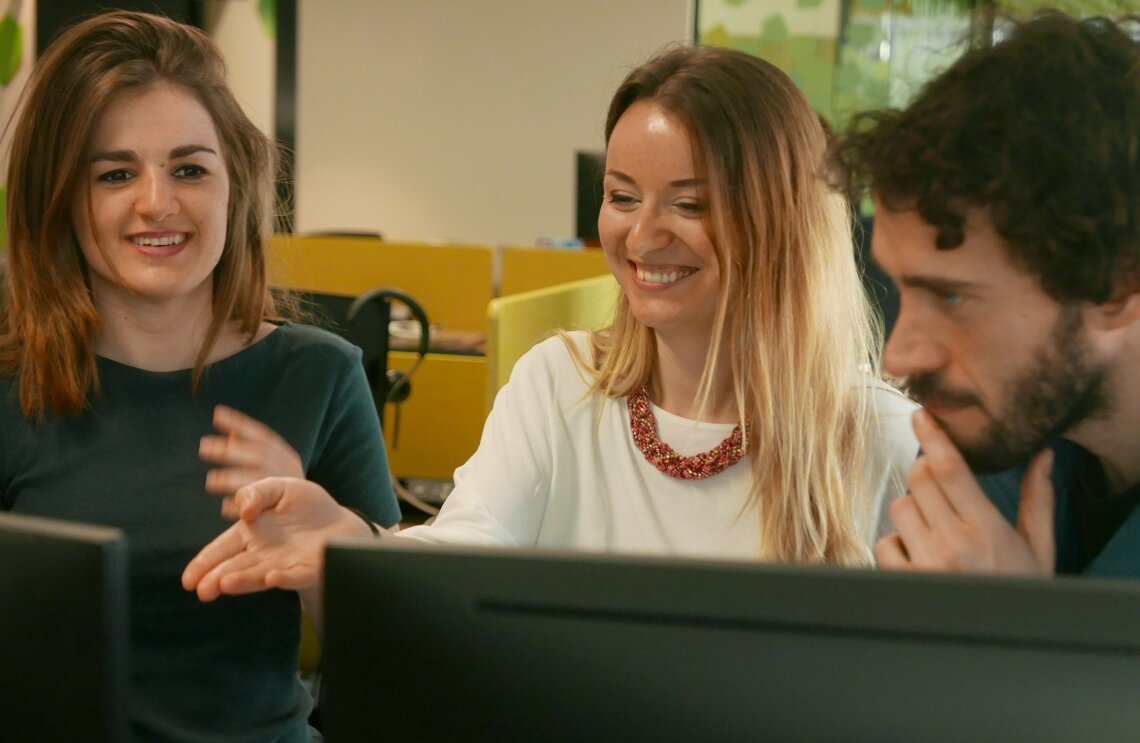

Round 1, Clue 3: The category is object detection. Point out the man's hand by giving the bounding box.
[875,410,1056,576]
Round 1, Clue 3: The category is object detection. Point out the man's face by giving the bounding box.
[872,206,1109,472]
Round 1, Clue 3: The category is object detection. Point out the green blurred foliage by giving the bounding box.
[258,0,277,40]
[0,13,24,87]
[1000,0,1140,13]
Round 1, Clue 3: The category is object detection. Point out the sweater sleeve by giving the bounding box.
[397,338,568,547]
[306,343,401,529]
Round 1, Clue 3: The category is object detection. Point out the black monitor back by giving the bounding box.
[575,150,606,242]
[321,540,1140,743]
[0,512,130,742]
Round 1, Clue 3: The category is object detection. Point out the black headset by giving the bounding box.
[346,287,431,411]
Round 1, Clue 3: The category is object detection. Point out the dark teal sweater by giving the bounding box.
[1,322,398,742]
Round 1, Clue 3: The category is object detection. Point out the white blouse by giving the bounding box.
[397,333,918,559]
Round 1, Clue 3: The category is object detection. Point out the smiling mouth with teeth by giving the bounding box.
[635,265,697,285]
[130,234,186,247]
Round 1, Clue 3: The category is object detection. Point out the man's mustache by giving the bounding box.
[903,374,983,408]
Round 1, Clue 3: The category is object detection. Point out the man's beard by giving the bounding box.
[904,308,1110,473]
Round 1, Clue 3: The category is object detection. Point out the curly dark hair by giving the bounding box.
[830,12,1140,303]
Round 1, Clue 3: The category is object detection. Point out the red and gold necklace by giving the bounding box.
[627,387,749,480]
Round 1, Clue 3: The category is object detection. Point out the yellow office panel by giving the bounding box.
[486,274,619,411]
[381,351,488,481]
[499,245,610,296]
[299,612,320,673]
[270,235,495,332]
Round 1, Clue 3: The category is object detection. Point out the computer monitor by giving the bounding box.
[575,150,606,243]
[0,512,130,742]
[321,540,1140,742]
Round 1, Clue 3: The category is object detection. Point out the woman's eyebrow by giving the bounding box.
[88,144,218,164]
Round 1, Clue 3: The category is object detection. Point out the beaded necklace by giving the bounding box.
[627,387,749,480]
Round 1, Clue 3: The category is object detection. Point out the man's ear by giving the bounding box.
[1091,274,1140,331]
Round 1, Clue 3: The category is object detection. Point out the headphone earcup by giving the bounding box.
[347,286,430,408]
[386,369,412,404]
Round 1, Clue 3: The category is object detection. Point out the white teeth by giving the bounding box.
[130,235,185,247]
[636,266,694,284]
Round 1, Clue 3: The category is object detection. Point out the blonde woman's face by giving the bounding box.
[599,101,719,346]
[71,82,229,316]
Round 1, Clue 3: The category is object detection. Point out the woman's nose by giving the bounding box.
[135,171,177,221]
[626,206,670,255]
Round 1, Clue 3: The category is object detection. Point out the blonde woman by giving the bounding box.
[184,46,918,612]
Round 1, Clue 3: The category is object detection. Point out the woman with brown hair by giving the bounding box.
[185,46,917,617]
[0,11,398,740]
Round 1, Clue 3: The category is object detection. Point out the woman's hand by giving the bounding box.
[200,405,304,508]
[181,477,375,601]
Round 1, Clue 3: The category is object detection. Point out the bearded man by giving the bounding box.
[832,11,1140,577]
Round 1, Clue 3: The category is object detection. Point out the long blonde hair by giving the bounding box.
[579,46,882,566]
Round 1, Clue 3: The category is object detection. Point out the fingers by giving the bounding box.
[200,408,274,467]
[212,404,279,442]
[205,467,263,496]
[199,431,270,470]
[199,406,303,483]
[182,525,247,594]
[195,556,320,599]
[879,413,1055,577]
[887,494,934,566]
[874,533,915,570]
[911,410,1000,524]
[264,564,321,592]
[906,456,958,529]
[1017,448,1056,574]
[885,453,957,570]
[185,535,321,601]
[234,478,291,522]
[200,409,274,494]
[220,495,240,521]
[185,476,344,603]
[882,413,1008,573]
[198,552,275,601]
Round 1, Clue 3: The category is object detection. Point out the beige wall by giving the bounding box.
[205,0,276,139]
[0,0,36,180]
[295,0,692,244]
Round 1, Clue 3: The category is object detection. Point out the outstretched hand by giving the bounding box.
[200,405,304,513]
[874,410,1056,577]
[181,477,373,601]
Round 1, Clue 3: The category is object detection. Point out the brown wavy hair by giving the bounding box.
[830,12,1140,303]
[572,46,884,565]
[0,10,282,418]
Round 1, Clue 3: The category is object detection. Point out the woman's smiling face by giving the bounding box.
[71,81,230,313]
[599,100,720,344]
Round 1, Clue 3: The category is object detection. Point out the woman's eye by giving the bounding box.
[96,169,131,183]
[676,201,706,216]
[174,164,207,178]
[607,193,637,208]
